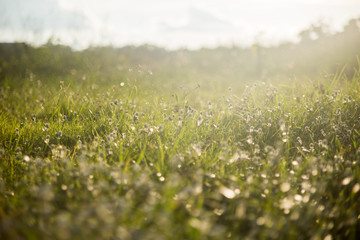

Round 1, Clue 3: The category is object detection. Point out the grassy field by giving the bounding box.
[1,43,360,239]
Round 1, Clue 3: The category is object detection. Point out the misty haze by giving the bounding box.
[1,1,360,239]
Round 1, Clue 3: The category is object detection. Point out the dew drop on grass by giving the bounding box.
[342,177,351,185]
[280,182,291,192]
[208,173,216,178]
[23,155,30,162]
[301,174,309,180]
[220,187,236,199]
[246,136,253,145]
[280,197,294,213]
[302,194,310,203]
[214,208,224,216]
[352,183,360,193]
[294,194,302,202]
[256,217,265,226]
[324,234,332,240]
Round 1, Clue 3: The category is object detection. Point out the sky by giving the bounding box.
[1,0,360,49]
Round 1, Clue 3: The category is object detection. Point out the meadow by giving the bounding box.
[1,21,360,239]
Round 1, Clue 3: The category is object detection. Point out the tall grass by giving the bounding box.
[0,62,360,239]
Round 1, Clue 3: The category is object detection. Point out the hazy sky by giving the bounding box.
[1,0,360,49]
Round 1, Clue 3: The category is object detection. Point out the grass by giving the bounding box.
[0,61,360,239]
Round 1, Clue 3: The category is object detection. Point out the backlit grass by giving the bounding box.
[1,65,360,239]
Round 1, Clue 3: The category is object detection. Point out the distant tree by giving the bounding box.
[298,21,330,42]
[343,18,360,33]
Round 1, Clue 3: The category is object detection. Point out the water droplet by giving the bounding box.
[23,155,30,162]
[342,177,351,185]
[324,234,332,240]
[280,182,291,192]
[294,194,302,201]
[220,187,236,199]
[256,217,265,226]
[352,183,360,193]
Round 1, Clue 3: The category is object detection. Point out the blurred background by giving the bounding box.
[1,0,360,84]
[1,0,360,49]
